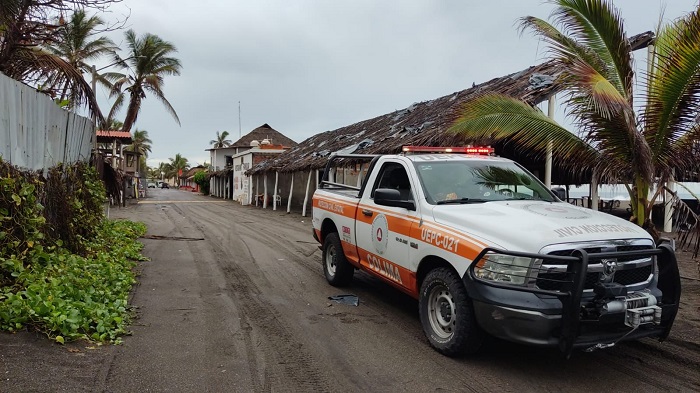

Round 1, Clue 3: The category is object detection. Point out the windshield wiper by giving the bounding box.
[436,198,489,205]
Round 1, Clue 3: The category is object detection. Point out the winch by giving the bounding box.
[599,289,662,328]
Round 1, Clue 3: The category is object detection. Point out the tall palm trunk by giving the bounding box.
[122,90,142,132]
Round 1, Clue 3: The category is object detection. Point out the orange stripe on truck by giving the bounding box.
[313,197,358,219]
[356,246,418,298]
[358,210,484,261]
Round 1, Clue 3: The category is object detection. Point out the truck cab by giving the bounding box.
[312,146,680,357]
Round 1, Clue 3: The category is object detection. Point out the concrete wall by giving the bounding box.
[0,72,93,170]
[232,154,253,203]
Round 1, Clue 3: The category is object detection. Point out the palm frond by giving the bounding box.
[9,46,104,124]
[645,7,700,174]
[147,85,181,126]
[519,16,607,76]
[563,56,630,118]
[119,29,181,132]
[551,0,634,100]
[450,93,598,164]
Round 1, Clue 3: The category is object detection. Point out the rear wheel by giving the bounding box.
[419,267,483,356]
[322,232,354,286]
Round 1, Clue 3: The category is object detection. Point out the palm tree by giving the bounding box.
[450,0,700,238]
[210,131,232,148]
[169,153,189,186]
[102,119,124,131]
[0,2,103,121]
[108,29,182,132]
[127,129,153,157]
[45,10,118,110]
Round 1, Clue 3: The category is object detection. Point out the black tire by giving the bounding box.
[322,232,354,286]
[419,267,483,356]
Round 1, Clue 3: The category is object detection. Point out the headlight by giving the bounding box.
[474,252,535,286]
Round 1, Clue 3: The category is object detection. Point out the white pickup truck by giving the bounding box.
[311,146,681,357]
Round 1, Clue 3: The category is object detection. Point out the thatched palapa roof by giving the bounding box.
[247,32,654,180]
[230,123,297,149]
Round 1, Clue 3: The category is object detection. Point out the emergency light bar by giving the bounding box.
[402,146,495,155]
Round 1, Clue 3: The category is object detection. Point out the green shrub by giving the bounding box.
[0,220,147,343]
[193,170,210,195]
[0,158,146,343]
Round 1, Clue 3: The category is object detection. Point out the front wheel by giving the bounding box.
[419,267,483,356]
[322,232,354,286]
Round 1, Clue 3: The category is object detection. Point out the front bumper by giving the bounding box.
[463,245,681,357]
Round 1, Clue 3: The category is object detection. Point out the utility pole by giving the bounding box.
[239,101,242,139]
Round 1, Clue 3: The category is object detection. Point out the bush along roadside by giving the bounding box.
[0,158,148,343]
[0,220,147,343]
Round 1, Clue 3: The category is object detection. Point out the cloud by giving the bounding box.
[94,0,697,167]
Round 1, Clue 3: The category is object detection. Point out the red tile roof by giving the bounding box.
[96,130,132,144]
[97,130,132,138]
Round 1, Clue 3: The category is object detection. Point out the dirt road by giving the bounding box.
[1,188,699,392]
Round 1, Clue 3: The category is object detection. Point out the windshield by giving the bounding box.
[413,160,555,204]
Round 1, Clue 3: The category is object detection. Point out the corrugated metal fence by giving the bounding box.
[0,72,94,171]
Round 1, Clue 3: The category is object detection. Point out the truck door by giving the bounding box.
[356,161,419,293]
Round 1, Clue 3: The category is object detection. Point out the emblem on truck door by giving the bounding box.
[371,214,389,255]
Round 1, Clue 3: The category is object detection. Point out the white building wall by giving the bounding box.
[232,154,253,204]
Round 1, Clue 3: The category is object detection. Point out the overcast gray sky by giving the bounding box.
[93,0,699,168]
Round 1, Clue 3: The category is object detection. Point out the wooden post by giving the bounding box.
[591,173,599,211]
[263,173,268,209]
[356,164,363,188]
[287,173,294,213]
[664,171,675,232]
[273,171,279,211]
[545,96,554,188]
[112,139,117,168]
[302,169,313,217]
[255,176,260,206]
[249,175,254,205]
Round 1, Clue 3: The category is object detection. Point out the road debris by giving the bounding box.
[328,294,359,306]
[141,235,205,241]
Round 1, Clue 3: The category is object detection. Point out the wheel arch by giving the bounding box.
[320,218,338,243]
[416,256,458,290]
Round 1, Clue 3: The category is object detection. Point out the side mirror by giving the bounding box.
[374,188,416,210]
[551,187,566,200]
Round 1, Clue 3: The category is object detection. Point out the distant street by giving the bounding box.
[1,188,699,392]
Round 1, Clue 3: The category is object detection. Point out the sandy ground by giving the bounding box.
[1,188,698,392]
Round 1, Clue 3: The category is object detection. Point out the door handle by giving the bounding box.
[362,209,374,217]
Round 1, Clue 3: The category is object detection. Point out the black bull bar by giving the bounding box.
[465,244,681,358]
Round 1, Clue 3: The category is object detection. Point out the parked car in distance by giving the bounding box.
[160,183,170,189]
[147,182,156,188]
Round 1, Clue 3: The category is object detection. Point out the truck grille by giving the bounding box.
[535,244,654,291]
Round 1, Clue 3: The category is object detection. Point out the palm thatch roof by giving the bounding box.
[229,123,297,149]
[247,32,654,184]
